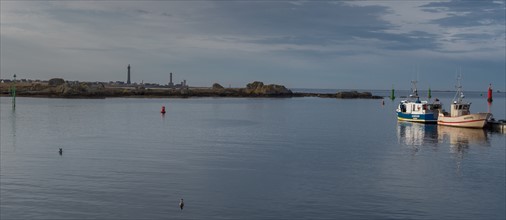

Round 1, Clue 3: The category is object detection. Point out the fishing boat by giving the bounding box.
[396,80,441,123]
[437,75,491,128]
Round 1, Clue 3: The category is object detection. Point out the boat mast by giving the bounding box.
[409,65,420,101]
[410,79,419,100]
[452,70,464,104]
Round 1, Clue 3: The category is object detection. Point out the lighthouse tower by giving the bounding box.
[168,72,174,87]
[127,64,131,84]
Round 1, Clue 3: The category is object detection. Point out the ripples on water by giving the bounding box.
[0,94,505,220]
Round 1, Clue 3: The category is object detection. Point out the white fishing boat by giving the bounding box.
[438,75,491,128]
[396,80,441,123]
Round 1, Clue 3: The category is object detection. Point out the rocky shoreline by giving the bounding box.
[0,79,382,99]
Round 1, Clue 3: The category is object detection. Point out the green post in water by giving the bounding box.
[428,87,431,99]
[11,74,16,109]
[390,85,395,100]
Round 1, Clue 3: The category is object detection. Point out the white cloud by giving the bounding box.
[345,1,504,58]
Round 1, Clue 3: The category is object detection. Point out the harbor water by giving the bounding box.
[1,91,505,219]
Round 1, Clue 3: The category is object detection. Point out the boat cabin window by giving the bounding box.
[399,104,406,112]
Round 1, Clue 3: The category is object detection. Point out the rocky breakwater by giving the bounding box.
[0,78,142,98]
[335,91,381,99]
[242,81,293,97]
[1,78,380,99]
[173,81,293,97]
[34,78,108,98]
[55,82,106,97]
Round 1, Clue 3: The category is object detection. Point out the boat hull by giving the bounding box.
[397,112,438,123]
[437,113,490,128]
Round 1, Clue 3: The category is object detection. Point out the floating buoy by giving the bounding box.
[390,85,395,100]
[59,148,63,155]
[161,106,166,114]
[179,198,184,210]
[487,83,493,103]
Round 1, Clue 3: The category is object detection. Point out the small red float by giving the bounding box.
[161,106,166,114]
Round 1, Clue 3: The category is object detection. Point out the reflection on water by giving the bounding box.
[437,125,489,151]
[397,122,438,147]
[397,122,490,175]
[438,125,489,175]
[7,107,17,152]
[397,122,489,150]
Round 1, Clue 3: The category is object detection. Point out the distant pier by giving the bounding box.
[486,120,506,133]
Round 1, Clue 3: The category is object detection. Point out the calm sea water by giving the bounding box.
[1,91,505,220]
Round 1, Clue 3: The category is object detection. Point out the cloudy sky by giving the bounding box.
[1,1,505,90]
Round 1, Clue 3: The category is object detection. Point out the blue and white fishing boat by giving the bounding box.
[396,80,441,123]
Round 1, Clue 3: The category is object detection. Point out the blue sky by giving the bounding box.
[1,1,504,91]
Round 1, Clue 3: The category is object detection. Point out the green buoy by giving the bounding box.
[390,85,395,100]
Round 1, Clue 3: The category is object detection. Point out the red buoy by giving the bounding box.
[487,83,493,103]
[161,106,166,114]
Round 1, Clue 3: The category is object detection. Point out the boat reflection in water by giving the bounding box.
[437,125,489,152]
[397,122,489,149]
[397,121,438,147]
[437,125,489,175]
[397,122,489,175]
